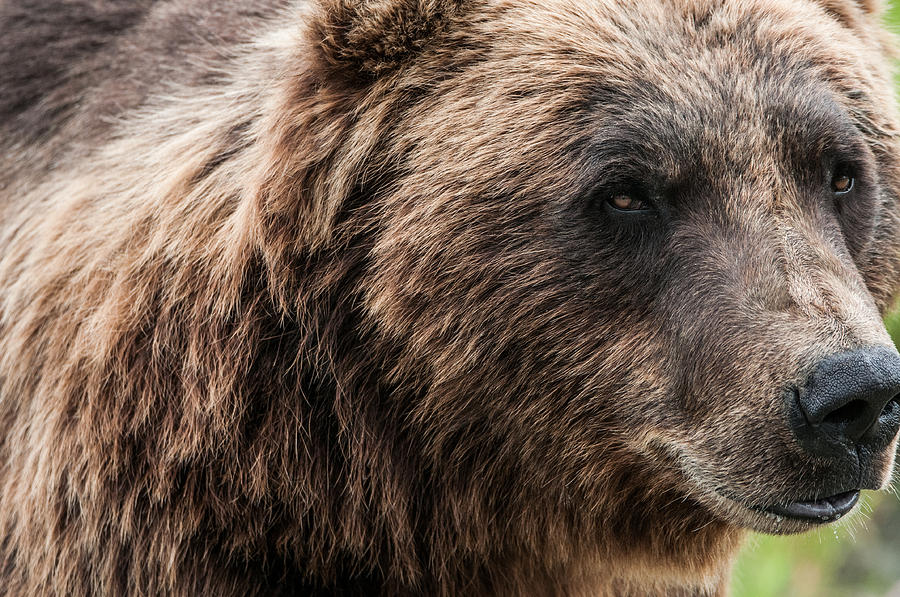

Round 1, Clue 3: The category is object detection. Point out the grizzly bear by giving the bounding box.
[2,0,900,595]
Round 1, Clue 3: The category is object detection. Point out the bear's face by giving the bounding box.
[305,0,900,537]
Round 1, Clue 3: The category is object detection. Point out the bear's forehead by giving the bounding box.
[403,0,875,190]
[460,0,869,115]
[382,0,884,222]
[583,76,859,181]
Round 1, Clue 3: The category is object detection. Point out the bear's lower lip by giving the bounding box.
[754,490,860,522]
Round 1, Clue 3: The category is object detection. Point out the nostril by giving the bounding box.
[879,396,900,421]
[792,346,900,454]
[822,399,869,428]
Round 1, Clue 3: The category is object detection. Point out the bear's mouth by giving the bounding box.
[648,440,868,531]
[751,489,859,523]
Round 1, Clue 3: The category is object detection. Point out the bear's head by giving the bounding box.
[263,0,900,562]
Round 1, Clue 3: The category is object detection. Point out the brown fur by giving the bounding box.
[1,0,899,595]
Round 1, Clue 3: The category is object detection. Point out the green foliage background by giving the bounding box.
[730,8,900,594]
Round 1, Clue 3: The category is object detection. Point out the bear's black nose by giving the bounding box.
[791,345,900,459]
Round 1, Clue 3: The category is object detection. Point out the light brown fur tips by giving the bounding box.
[1,0,899,595]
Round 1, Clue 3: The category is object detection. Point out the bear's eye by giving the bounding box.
[608,194,650,212]
[831,167,854,195]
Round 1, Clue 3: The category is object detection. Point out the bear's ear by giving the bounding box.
[849,0,881,12]
[815,0,883,24]
[310,0,467,81]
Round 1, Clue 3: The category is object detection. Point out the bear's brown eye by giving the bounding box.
[831,169,854,194]
[608,194,649,211]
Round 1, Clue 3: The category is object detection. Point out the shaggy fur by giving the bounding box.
[1,0,899,595]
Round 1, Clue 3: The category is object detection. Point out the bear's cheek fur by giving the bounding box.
[358,156,681,508]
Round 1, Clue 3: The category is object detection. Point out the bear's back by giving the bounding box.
[0,0,288,180]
